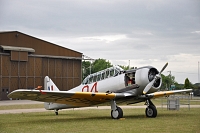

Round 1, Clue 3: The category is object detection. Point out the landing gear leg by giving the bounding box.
[54,109,59,115]
[145,99,157,118]
[110,100,123,119]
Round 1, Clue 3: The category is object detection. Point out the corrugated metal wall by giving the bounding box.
[0,31,82,100]
[0,54,82,100]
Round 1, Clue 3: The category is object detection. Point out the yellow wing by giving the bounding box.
[147,89,192,98]
[8,89,192,107]
[8,89,124,107]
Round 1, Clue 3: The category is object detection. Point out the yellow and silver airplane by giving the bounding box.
[8,63,192,119]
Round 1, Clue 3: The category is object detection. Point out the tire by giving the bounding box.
[111,106,123,119]
[145,105,157,118]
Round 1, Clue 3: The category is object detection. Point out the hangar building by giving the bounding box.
[0,31,82,100]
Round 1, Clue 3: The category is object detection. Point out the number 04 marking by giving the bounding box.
[82,82,98,92]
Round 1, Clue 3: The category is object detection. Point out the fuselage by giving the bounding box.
[69,65,162,96]
[70,74,125,93]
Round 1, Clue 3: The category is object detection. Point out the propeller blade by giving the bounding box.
[160,62,168,74]
[143,78,156,94]
[143,63,168,94]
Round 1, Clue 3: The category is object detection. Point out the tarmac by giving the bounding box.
[0,100,42,106]
[0,100,199,114]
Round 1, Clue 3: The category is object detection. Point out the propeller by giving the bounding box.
[160,62,168,74]
[143,62,168,94]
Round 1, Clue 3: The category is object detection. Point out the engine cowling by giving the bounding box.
[135,66,162,94]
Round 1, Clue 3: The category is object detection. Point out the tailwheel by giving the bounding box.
[145,105,157,118]
[55,109,59,115]
[111,106,123,119]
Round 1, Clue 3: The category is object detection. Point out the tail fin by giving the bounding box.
[44,76,60,91]
[44,76,70,110]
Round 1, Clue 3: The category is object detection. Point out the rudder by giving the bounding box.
[44,76,60,91]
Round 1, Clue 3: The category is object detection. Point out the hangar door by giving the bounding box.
[0,54,81,100]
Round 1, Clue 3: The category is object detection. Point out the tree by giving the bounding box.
[119,65,137,70]
[82,59,112,80]
[184,78,194,89]
[160,74,178,90]
[82,60,91,80]
[119,65,130,70]
[160,74,170,90]
[92,59,112,73]
[184,78,190,89]
[174,82,184,90]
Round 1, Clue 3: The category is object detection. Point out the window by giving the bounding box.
[89,75,93,84]
[101,72,105,80]
[96,73,101,81]
[93,74,97,82]
[105,70,110,78]
[82,76,89,84]
[114,69,120,76]
[110,69,114,77]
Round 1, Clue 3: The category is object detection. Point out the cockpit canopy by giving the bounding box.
[82,66,124,84]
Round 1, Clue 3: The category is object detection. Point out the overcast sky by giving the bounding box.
[1,0,200,84]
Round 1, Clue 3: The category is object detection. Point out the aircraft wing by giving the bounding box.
[8,89,193,107]
[146,89,192,98]
[7,89,126,107]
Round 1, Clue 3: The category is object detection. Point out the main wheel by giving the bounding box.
[111,106,123,119]
[145,105,157,118]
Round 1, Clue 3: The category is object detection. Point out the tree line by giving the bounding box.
[82,59,199,90]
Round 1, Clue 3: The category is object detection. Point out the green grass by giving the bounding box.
[0,108,200,133]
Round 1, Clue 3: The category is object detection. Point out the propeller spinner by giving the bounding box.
[143,63,168,94]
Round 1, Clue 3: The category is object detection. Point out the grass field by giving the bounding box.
[0,108,200,133]
[0,98,199,133]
